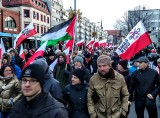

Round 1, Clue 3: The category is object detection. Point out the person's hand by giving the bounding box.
[128,101,131,105]
[147,94,154,99]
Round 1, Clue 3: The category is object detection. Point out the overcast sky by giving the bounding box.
[63,0,160,30]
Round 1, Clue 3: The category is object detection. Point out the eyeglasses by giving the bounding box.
[21,79,39,85]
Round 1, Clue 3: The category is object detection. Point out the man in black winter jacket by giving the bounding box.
[129,56,160,118]
[9,61,68,118]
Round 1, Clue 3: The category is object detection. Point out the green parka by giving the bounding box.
[87,69,129,118]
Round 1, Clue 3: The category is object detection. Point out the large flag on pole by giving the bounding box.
[41,16,77,47]
[22,41,48,70]
[116,21,151,60]
[14,23,36,49]
[0,38,5,59]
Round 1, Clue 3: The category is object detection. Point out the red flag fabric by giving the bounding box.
[65,39,74,51]
[63,47,70,64]
[116,21,151,60]
[14,23,37,49]
[93,41,99,48]
[22,41,48,70]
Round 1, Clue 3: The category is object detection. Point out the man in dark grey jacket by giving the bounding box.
[129,56,160,118]
[9,60,68,118]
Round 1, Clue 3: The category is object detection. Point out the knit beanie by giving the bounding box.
[97,55,112,66]
[74,56,83,64]
[21,61,47,86]
[72,69,85,84]
[118,60,128,69]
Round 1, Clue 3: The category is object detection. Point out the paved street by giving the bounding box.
[128,96,160,118]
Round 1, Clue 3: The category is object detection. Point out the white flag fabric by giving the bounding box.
[0,38,6,59]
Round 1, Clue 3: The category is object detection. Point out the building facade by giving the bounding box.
[43,0,67,27]
[128,9,160,43]
[2,0,50,48]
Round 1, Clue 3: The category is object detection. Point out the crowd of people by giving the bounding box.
[0,46,160,118]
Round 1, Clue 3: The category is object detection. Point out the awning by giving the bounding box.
[0,32,12,37]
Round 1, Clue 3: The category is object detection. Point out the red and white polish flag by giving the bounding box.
[86,39,94,47]
[76,39,85,47]
[19,44,25,61]
[99,39,107,47]
[14,23,37,49]
[116,21,151,60]
[22,41,48,70]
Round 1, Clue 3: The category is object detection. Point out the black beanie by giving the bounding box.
[72,69,85,84]
[21,61,46,86]
[118,60,128,69]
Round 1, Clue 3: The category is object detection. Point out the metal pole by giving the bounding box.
[73,0,77,50]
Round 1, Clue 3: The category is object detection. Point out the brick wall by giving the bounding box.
[0,8,20,34]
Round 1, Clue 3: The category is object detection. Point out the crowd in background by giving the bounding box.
[0,44,160,118]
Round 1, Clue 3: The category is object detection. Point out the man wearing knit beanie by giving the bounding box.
[87,55,129,118]
[10,61,68,118]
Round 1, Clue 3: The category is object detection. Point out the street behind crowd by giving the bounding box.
[128,96,160,118]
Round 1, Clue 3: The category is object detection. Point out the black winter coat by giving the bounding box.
[44,69,63,99]
[9,91,68,118]
[129,67,160,101]
[63,83,89,118]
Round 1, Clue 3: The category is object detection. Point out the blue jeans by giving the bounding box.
[135,97,157,118]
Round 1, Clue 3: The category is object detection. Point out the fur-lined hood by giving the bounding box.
[2,52,12,64]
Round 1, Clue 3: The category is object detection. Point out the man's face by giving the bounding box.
[98,63,110,75]
[59,56,64,62]
[138,62,148,69]
[21,77,41,100]
[71,75,81,85]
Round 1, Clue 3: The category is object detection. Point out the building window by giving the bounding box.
[44,16,46,22]
[37,13,39,20]
[34,24,36,29]
[37,25,39,33]
[33,11,36,19]
[24,9,30,17]
[41,26,43,34]
[24,23,30,28]
[41,14,43,21]
[47,17,49,24]
[4,17,16,28]
[44,26,46,32]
